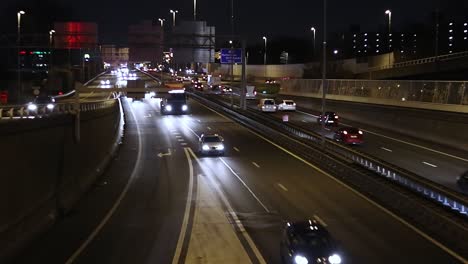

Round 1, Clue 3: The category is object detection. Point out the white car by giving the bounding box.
[278,100,296,111]
[199,134,225,155]
[258,98,277,112]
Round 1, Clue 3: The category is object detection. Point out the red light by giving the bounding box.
[58,91,63,95]
[30,52,34,55]
[19,51,26,55]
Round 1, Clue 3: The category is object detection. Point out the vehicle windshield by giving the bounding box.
[34,96,53,103]
[345,128,361,134]
[296,233,333,250]
[285,101,294,105]
[203,136,222,143]
[264,100,275,105]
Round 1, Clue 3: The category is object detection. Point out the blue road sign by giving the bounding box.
[221,48,242,64]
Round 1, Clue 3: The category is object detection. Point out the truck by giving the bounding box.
[126,79,147,101]
[160,90,189,115]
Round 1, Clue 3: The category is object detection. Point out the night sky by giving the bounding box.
[1,0,466,44]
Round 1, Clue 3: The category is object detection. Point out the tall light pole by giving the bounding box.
[158,18,165,27]
[194,0,197,21]
[263,36,267,78]
[49,30,55,71]
[385,10,392,66]
[170,10,178,27]
[311,27,316,58]
[17,10,25,102]
[321,0,327,133]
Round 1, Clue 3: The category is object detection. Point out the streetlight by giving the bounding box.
[263,36,267,79]
[311,27,316,58]
[17,10,25,102]
[385,10,392,66]
[194,0,197,21]
[385,10,392,32]
[170,10,178,27]
[49,30,55,70]
[158,18,165,27]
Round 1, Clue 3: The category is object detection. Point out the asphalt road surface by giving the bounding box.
[13,96,465,263]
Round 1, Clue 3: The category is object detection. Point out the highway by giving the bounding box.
[13,71,465,263]
[210,92,468,194]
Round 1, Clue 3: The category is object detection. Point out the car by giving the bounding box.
[246,85,257,100]
[333,127,364,145]
[199,134,225,155]
[280,220,343,264]
[278,100,296,111]
[258,98,277,112]
[265,79,276,84]
[193,80,203,91]
[457,171,468,193]
[27,95,56,112]
[317,112,339,126]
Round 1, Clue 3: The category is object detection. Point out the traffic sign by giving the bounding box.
[220,48,242,64]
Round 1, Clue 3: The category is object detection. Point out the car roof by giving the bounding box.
[287,220,330,236]
[283,99,294,102]
[201,134,222,138]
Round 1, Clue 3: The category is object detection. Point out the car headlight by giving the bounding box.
[358,130,363,135]
[328,254,342,264]
[165,105,172,111]
[46,104,54,110]
[28,104,37,111]
[294,255,308,264]
[182,105,188,111]
[202,144,210,151]
[217,144,224,150]
[149,92,156,97]
[105,80,110,85]
[100,80,105,85]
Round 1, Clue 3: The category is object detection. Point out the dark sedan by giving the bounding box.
[280,220,343,264]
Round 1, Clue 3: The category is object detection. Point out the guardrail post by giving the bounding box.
[0,108,2,118]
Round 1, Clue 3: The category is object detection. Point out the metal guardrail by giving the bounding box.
[0,100,117,119]
[369,51,468,71]
[280,79,468,105]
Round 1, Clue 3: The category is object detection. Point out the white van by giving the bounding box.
[246,85,257,100]
[258,98,277,112]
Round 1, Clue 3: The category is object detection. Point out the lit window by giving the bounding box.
[389,33,392,36]
[376,39,380,42]
[449,43,453,46]
[376,44,380,47]
[414,34,417,36]
[449,36,453,40]
[353,39,356,43]
[401,34,404,36]
[449,22,453,26]
[465,23,468,26]
[390,39,392,42]
[376,33,380,36]
[365,39,368,41]
[449,30,453,33]
[376,50,380,53]
[353,34,357,37]
[465,37,467,40]
[464,30,468,33]
[449,50,453,53]
[364,33,368,36]
[401,50,404,53]
[364,44,367,47]
[353,46,356,48]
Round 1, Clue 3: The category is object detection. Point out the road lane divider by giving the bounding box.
[188,149,267,264]
[234,147,240,152]
[171,148,196,264]
[277,183,288,192]
[313,215,328,227]
[380,147,393,152]
[219,157,270,213]
[423,162,438,168]
[252,162,261,168]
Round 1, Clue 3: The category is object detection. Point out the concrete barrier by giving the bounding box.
[0,99,123,262]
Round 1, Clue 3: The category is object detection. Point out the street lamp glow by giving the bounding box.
[158,18,165,27]
[170,10,179,27]
[49,29,55,35]
[18,10,25,15]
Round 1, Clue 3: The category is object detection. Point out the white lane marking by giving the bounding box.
[66,100,143,264]
[207,126,212,130]
[302,120,307,123]
[181,142,188,146]
[188,149,267,264]
[422,162,438,168]
[313,215,327,227]
[178,138,185,142]
[233,147,240,152]
[252,162,261,168]
[296,109,468,163]
[171,148,196,264]
[185,125,201,139]
[277,183,288,192]
[380,147,393,152]
[197,119,201,122]
[218,157,270,213]
[175,135,182,138]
